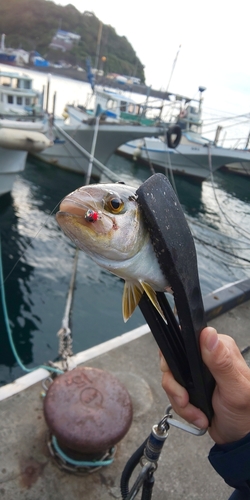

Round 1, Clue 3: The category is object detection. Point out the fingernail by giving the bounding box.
[193,417,207,429]
[205,328,219,351]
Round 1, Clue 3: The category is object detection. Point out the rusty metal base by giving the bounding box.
[43,366,133,457]
[47,433,116,475]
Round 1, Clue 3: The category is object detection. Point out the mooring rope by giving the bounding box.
[0,235,63,375]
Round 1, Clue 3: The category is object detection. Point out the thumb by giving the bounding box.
[200,327,236,385]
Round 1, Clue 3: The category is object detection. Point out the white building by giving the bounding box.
[50,30,81,52]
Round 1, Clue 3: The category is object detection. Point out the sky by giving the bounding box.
[55,0,250,144]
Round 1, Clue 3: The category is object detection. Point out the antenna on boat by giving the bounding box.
[159,44,181,119]
[45,74,51,113]
[198,86,206,134]
[198,86,206,110]
[166,44,182,93]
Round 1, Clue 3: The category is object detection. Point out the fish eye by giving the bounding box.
[104,195,124,214]
[110,198,121,210]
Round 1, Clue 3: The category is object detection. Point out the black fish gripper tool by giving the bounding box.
[136,173,215,423]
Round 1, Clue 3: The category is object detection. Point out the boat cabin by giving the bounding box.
[0,70,43,115]
[93,89,156,126]
[176,101,203,133]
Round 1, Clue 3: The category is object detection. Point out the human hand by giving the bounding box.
[160,327,250,444]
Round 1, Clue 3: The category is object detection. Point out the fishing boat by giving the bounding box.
[0,69,52,196]
[118,92,250,182]
[32,88,169,178]
[221,161,250,177]
[0,120,52,196]
[0,69,45,117]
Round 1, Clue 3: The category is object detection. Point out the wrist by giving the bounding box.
[209,416,250,445]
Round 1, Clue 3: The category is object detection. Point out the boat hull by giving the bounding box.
[221,162,250,177]
[118,138,250,181]
[0,148,27,196]
[32,122,165,177]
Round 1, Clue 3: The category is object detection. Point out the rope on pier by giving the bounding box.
[57,248,79,368]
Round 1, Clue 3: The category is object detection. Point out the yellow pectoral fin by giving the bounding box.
[122,281,143,322]
[139,281,167,324]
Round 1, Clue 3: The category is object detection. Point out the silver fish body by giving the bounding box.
[56,183,170,321]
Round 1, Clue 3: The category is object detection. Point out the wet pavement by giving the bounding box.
[1,298,250,500]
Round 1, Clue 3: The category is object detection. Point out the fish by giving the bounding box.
[56,182,171,322]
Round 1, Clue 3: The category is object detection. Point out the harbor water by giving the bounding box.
[0,67,250,385]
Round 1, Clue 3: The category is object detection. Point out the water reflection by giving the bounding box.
[1,157,250,386]
[24,156,89,210]
[216,170,250,203]
[0,190,35,383]
[0,160,144,385]
[0,163,87,384]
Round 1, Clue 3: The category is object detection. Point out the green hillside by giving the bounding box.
[0,0,145,82]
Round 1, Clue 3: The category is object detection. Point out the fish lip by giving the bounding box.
[57,210,82,217]
[58,199,90,217]
[56,211,85,225]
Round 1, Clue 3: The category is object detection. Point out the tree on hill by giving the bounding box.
[0,0,145,82]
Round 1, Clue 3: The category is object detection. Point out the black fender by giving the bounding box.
[166,125,181,149]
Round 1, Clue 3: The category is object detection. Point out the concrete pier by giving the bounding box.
[0,298,250,500]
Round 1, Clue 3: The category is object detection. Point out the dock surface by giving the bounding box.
[1,299,250,500]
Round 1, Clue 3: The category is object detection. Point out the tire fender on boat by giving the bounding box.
[166,125,181,149]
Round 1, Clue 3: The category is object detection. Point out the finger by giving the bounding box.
[161,370,190,408]
[160,352,209,429]
[159,353,169,372]
[167,394,209,429]
[160,354,208,428]
[200,327,250,385]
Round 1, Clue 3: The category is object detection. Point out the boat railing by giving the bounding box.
[119,111,158,126]
[0,113,47,124]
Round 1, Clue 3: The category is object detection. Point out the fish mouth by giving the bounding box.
[56,198,92,232]
[58,199,88,217]
[56,197,114,235]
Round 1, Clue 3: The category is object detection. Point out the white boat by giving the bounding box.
[0,148,27,197]
[0,69,52,197]
[0,125,52,197]
[118,93,250,182]
[0,69,45,117]
[32,89,167,178]
[221,161,250,177]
